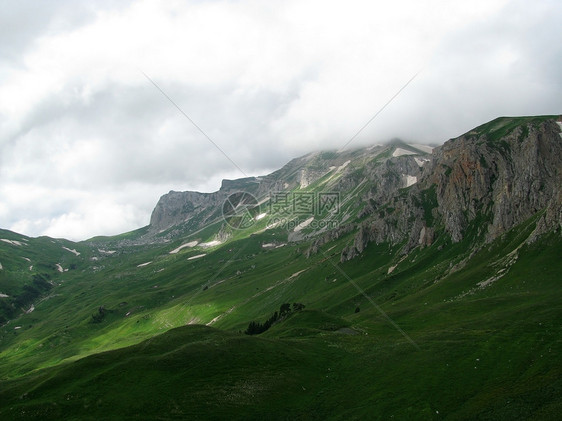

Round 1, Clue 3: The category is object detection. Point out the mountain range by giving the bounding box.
[0,115,561,419]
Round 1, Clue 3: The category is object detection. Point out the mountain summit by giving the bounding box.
[147,115,562,258]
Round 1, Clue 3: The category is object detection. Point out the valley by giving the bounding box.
[0,115,561,419]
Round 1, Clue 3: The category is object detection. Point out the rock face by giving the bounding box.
[149,177,263,232]
[427,118,562,243]
[148,144,427,236]
[148,115,562,260]
[339,116,562,260]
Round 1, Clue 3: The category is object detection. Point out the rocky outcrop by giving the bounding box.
[148,143,428,237]
[426,117,562,243]
[149,190,222,232]
[147,115,561,260]
[339,116,562,261]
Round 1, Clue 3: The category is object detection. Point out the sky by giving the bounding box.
[0,0,561,241]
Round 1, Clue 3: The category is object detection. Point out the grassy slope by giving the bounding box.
[1,120,561,418]
[0,219,560,419]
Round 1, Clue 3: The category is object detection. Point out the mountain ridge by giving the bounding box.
[145,115,561,261]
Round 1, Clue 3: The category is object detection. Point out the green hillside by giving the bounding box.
[1,117,561,419]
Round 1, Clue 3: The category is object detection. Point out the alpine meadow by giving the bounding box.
[1,115,561,419]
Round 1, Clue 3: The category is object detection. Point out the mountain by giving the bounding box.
[147,115,562,257]
[0,115,561,419]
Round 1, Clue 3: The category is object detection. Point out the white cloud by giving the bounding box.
[0,0,560,240]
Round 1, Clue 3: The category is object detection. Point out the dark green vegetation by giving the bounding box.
[1,226,560,420]
[1,116,561,419]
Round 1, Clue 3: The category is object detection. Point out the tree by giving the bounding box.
[280,303,291,315]
[293,303,305,312]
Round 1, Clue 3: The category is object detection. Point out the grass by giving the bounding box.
[0,219,560,419]
[1,115,561,418]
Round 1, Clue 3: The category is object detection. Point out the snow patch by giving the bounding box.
[22,257,31,262]
[294,217,314,232]
[55,263,64,273]
[62,247,80,256]
[418,227,426,244]
[414,157,430,167]
[188,254,206,260]
[0,293,8,298]
[255,212,267,221]
[408,143,434,154]
[98,249,116,254]
[26,304,35,314]
[337,160,351,172]
[169,241,199,254]
[29,265,33,271]
[0,262,2,270]
[262,243,275,249]
[290,269,307,279]
[1,239,25,246]
[265,220,282,230]
[14,326,22,330]
[199,240,222,248]
[137,261,152,267]
[392,148,416,157]
[403,175,417,187]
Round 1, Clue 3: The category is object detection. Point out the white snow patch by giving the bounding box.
[294,217,314,232]
[62,247,80,256]
[98,249,116,254]
[169,241,199,254]
[29,265,33,271]
[0,293,8,298]
[199,240,222,248]
[26,304,35,314]
[265,220,282,230]
[408,143,434,154]
[137,261,152,267]
[14,326,22,330]
[255,212,267,221]
[414,157,430,167]
[0,262,2,270]
[1,239,24,246]
[403,175,417,187]
[392,148,417,157]
[188,254,206,260]
[419,227,426,245]
[290,269,307,279]
[262,243,276,249]
[276,243,287,248]
[55,263,64,273]
[337,160,351,172]
[22,257,31,262]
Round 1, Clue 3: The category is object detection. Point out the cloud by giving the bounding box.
[0,0,560,240]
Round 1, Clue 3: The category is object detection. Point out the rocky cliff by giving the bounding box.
[339,115,562,260]
[147,115,561,260]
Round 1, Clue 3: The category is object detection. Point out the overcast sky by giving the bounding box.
[1,0,560,241]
